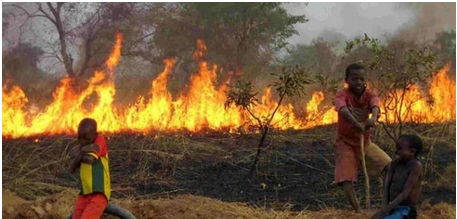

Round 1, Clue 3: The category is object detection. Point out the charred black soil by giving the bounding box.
[3,123,455,212]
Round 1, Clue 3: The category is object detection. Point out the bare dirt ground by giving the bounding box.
[3,123,455,218]
[2,189,455,219]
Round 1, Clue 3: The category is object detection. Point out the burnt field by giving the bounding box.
[3,122,455,214]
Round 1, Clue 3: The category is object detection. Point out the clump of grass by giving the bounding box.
[428,163,456,189]
[2,137,74,200]
[421,202,456,219]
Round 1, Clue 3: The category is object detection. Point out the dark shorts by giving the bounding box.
[383,206,417,219]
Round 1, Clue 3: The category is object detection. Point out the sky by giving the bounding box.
[2,2,456,73]
[283,2,417,45]
[284,2,455,45]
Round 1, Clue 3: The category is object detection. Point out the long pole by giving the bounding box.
[360,134,370,210]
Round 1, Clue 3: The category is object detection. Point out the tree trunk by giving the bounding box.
[249,125,269,179]
[47,3,76,78]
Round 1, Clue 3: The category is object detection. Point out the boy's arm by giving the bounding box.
[366,106,380,128]
[80,144,101,164]
[81,154,97,164]
[339,107,365,133]
[375,162,422,217]
[382,163,392,207]
[371,107,380,121]
[68,153,83,174]
[367,90,381,127]
[67,144,100,173]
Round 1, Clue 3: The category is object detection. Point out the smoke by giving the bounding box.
[396,2,456,44]
[283,2,455,45]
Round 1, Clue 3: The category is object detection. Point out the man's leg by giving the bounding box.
[341,181,362,213]
[80,193,108,219]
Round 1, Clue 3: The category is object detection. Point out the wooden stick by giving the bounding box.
[360,134,371,210]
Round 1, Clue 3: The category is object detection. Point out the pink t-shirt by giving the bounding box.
[334,88,380,147]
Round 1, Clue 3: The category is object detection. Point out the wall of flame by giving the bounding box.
[2,33,455,138]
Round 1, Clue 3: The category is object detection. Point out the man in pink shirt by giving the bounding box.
[334,63,391,212]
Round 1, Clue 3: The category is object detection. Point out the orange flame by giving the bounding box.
[2,84,28,135]
[381,64,456,124]
[2,34,455,138]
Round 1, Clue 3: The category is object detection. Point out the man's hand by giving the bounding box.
[366,117,377,128]
[80,144,100,154]
[371,208,389,219]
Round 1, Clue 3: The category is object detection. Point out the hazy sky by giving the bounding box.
[3,2,455,73]
[283,2,417,44]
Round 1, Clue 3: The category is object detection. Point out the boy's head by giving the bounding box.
[345,63,366,95]
[396,134,423,160]
[77,118,98,146]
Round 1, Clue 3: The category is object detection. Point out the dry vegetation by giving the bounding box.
[2,123,455,218]
[2,188,455,219]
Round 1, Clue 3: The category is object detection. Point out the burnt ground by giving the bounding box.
[2,123,456,212]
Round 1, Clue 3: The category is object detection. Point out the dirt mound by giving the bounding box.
[123,195,371,219]
[1,189,369,219]
[4,189,454,219]
[2,189,77,219]
[3,189,26,215]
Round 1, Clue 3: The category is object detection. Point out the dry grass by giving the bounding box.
[428,163,456,189]
[2,123,455,218]
[420,202,456,219]
[1,188,370,219]
[2,133,229,200]
[3,189,455,219]
[2,137,75,199]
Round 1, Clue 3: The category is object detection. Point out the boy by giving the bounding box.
[372,134,423,219]
[68,118,111,219]
[334,63,392,212]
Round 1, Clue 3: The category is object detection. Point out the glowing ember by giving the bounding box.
[2,33,455,138]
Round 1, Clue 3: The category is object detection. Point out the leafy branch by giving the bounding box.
[225,65,314,178]
[344,34,441,141]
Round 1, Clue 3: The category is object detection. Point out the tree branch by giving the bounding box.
[37,3,57,26]
[266,93,285,126]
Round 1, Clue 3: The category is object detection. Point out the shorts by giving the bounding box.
[334,141,392,183]
[72,193,108,219]
[384,206,417,219]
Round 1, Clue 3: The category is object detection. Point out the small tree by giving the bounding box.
[225,65,314,179]
[344,34,442,141]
